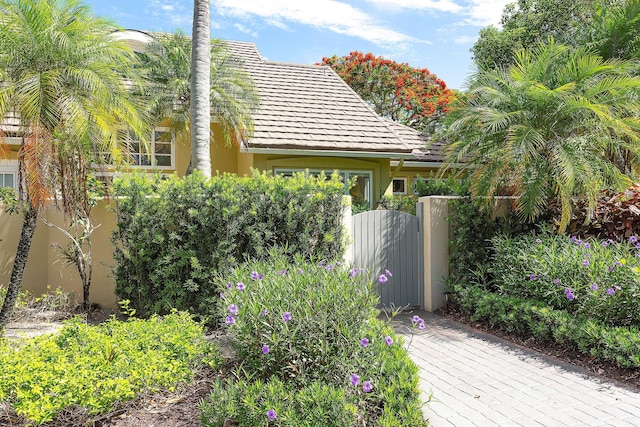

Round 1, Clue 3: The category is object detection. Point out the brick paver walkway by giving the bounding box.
[392,310,640,427]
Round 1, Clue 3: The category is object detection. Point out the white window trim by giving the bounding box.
[97,126,176,170]
[274,168,373,207]
[392,177,408,195]
[0,160,19,191]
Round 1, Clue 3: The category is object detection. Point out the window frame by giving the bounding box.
[392,177,408,195]
[0,160,19,191]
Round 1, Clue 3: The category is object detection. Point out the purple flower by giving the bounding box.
[260,308,268,317]
[227,282,233,289]
[219,292,225,299]
[262,345,270,354]
[279,269,287,275]
[378,274,389,284]
[385,269,393,277]
[603,241,609,247]
[360,337,369,347]
[584,243,591,249]
[228,304,238,315]
[350,373,360,386]
[607,288,615,296]
[591,283,598,290]
[318,261,324,268]
[225,315,235,326]
[267,409,277,421]
[297,268,304,274]
[236,282,245,291]
[571,236,577,243]
[631,236,638,244]
[553,278,560,284]
[411,315,421,324]
[385,336,393,346]
[418,320,426,330]
[564,288,575,301]
[615,285,621,291]
[327,264,334,271]
[535,238,542,243]
[250,271,259,280]
[582,260,589,266]
[349,268,359,277]
[362,381,373,393]
[616,261,623,267]
[636,243,640,249]
[576,239,583,245]
[282,312,292,322]
[529,274,537,280]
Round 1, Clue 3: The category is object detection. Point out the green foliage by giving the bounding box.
[443,40,640,232]
[205,257,427,426]
[490,233,640,326]
[0,312,221,424]
[377,195,418,215]
[454,284,640,368]
[414,173,469,197]
[111,170,347,321]
[447,198,528,285]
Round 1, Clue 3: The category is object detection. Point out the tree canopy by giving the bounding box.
[442,40,640,232]
[320,52,456,133]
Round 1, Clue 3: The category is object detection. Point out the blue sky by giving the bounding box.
[84,0,511,90]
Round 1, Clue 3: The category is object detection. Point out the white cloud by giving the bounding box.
[363,0,463,13]
[234,23,259,38]
[212,0,421,47]
[147,0,192,29]
[462,0,511,27]
[452,35,477,44]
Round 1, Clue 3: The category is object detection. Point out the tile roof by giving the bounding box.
[223,40,436,158]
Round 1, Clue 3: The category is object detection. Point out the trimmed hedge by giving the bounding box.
[111,171,347,321]
[454,284,640,368]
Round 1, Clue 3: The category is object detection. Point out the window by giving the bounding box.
[99,127,174,169]
[392,178,407,195]
[274,168,373,207]
[0,161,18,190]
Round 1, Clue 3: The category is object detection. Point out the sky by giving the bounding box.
[84,0,512,90]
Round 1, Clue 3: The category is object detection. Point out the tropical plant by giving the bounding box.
[586,0,640,61]
[441,40,640,232]
[190,0,211,176]
[0,0,147,332]
[140,30,259,173]
[320,51,455,133]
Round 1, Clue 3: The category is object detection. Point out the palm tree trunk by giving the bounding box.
[0,205,39,333]
[189,0,211,178]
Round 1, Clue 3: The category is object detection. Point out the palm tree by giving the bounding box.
[0,0,147,331]
[140,30,258,173]
[587,0,640,61]
[441,40,640,232]
[190,0,211,177]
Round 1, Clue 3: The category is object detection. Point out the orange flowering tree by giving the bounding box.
[320,51,455,133]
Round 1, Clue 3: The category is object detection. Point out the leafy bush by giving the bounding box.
[454,284,640,368]
[448,197,529,285]
[490,233,640,326]
[414,173,468,197]
[0,312,220,424]
[548,183,640,241]
[377,195,418,215]
[111,170,347,320]
[204,257,427,426]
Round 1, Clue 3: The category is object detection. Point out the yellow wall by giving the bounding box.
[0,200,120,308]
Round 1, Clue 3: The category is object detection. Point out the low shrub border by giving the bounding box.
[453,284,640,368]
[0,312,221,424]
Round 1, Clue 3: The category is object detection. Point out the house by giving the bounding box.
[109,30,443,207]
[0,30,445,308]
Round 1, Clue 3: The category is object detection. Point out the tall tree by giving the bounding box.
[0,0,147,331]
[321,52,455,133]
[586,0,640,60]
[189,0,211,177]
[471,0,623,70]
[140,31,258,162]
[442,40,640,232]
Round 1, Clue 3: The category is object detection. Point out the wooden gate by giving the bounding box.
[352,207,423,308]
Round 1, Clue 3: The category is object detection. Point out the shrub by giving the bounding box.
[453,284,640,368]
[0,312,220,424]
[111,170,347,321]
[206,257,427,426]
[490,233,640,326]
[414,173,469,197]
[377,195,418,215]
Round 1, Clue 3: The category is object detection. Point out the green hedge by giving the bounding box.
[111,171,347,320]
[454,284,640,368]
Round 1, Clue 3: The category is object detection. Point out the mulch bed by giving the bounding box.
[434,305,640,393]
